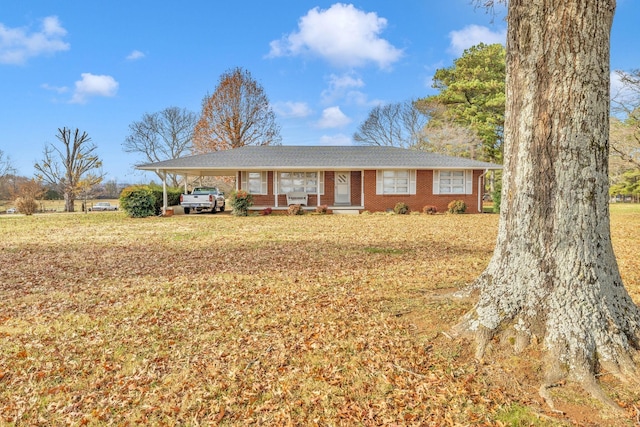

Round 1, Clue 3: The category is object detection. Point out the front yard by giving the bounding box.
[0,207,638,425]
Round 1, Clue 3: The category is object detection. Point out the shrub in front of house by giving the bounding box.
[229,190,253,216]
[260,207,273,216]
[119,186,157,218]
[447,200,467,214]
[394,202,410,215]
[288,204,304,215]
[422,205,438,215]
[148,185,182,215]
[315,204,328,214]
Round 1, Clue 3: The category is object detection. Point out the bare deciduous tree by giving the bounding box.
[0,149,15,178]
[611,70,640,168]
[455,0,640,410]
[193,67,281,153]
[35,128,104,212]
[353,100,429,149]
[124,107,197,187]
[610,116,640,171]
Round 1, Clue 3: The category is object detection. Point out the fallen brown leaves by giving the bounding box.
[0,207,638,426]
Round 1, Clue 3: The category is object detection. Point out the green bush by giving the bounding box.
[119,186,157,218]
[148,185,182,215]
[288,204,304,215]
[229,190,253,216]
[447,200,467,214]
[393,202,410,215]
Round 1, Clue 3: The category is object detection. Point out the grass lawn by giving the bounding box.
[0,205,638,425]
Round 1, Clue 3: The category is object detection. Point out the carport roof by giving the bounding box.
[136,145,502,176]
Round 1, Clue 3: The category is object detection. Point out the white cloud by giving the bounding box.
[273,101,313,118]
[321,72,365,104]
[126,50,145,60]
[268,3,403,69]
[319,134,353,146]
[317,106,351,129]
[0,16,69,65]
[70,73,119,104]
[448,25,506,56]
[41,83,68,94]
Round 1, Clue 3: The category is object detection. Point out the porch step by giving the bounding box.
[332,209,360,215]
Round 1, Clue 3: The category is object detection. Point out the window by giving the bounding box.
[433,170,473,195]
[439,171,465,194]
[376,170,416,195]
[278,172,324,194]
[241,171,267,195]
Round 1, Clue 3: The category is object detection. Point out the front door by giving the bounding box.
[334,172,350,205]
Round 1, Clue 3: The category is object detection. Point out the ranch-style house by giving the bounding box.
[137,145,502,214]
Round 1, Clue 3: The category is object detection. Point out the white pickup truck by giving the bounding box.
[180,187,226,214]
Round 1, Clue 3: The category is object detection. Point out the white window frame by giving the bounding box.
[277,171,324,195]
[241,171,268,195]
[433,170,473,195]
[376,170,416,195]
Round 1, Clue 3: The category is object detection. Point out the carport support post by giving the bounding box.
[161,170,168,214]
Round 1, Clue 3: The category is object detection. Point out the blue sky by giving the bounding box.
[1,1,639,183]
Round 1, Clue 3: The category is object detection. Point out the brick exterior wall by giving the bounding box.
[362,170,483,213]
[239,169,484,213]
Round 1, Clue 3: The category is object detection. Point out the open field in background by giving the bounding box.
[0,205,639,425]
[0,199,121,214]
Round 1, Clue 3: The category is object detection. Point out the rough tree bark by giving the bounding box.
[454,0,640,409]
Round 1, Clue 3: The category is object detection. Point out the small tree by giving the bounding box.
[13,179,45,215]
[34,128,104,212]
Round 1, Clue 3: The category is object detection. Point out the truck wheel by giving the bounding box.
[210,202,217,214]
[184,208,190,215]
[219,204,225,212]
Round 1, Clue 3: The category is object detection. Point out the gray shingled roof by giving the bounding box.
[137,146,501,175]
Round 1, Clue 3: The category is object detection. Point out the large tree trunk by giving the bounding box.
[455,0,640,407]
[64,192,75,213]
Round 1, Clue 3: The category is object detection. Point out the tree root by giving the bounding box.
[579,373,623,414]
